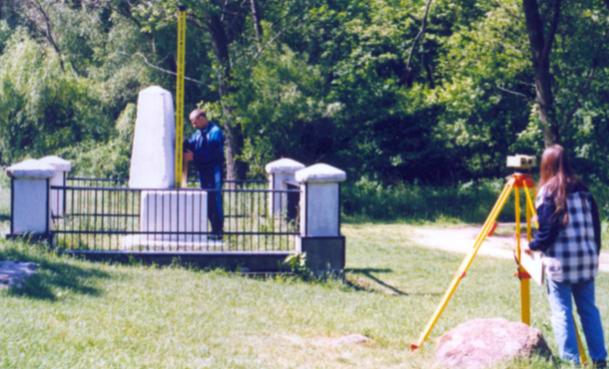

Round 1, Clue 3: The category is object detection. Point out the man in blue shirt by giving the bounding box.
[183,108,224,239]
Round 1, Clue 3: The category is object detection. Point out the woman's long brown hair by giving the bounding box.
[539,144,579,225]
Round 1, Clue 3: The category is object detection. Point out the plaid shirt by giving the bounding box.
[531,185,600,283]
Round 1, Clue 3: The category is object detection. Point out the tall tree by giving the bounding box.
[522,0,561,146]
[136,0,252,180]
[205,4,247,180]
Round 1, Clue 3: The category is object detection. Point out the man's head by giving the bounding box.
[189,108,209,129]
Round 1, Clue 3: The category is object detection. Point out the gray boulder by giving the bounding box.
[434,318,551,369]
[0,261,38,289]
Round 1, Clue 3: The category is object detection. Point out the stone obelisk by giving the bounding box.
[128,86,176,189]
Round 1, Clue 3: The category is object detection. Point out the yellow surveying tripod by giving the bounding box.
[410,169,588,364]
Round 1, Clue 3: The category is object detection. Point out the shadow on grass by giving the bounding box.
[345,268,409,296]
[0,248,111,301]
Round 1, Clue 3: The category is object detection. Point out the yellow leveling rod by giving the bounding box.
[174,5,186,188]
[410,179,515,351]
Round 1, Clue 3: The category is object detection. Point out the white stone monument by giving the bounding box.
[6,159,55,236]
[39,155,71,218]
[123,86,214,249]
[265,158,305,217]
[128,86,176,189]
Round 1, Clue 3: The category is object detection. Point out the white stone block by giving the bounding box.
[39,156,71,172]
[40,156,71,217]
[266,158,304,217]
[300,182,340,237]
[296,163,346,237]
[295,163,346,183]
[12,179,50,234]
[265,158,305,174]
[129,86,176,189]
[6,159,54,236]
[139,190,208,243]
[6,159,54,179]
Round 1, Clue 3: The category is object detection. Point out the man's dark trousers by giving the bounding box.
[199,164,224,238]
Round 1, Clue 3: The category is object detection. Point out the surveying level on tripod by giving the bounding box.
[507,154,536,170]
[410,153,589,365]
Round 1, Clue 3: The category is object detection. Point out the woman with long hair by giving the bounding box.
[528,144,607,367]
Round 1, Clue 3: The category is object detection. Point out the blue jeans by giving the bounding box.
[198,165,224,237]
[546,278,607,364]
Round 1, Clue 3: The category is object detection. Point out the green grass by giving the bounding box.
[2,223,605,368]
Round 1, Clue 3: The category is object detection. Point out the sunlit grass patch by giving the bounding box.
[2,223,596,368]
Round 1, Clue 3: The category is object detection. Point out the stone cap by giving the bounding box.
[295,163,347,183]
[6,159,55,179]
[40,155,72,172]
[265,158,305,174]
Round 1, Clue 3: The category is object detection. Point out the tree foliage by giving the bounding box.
[0,0,608,187]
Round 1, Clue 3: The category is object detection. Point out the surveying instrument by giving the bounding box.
[410,154,588,364]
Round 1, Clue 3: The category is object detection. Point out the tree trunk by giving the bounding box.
[522,0,561,146]
[30,0,66,72]
[207,13,246,181]
[249,0,263,51]
[403,0,433,86]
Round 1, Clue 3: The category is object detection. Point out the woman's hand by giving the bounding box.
[513,244,533,264]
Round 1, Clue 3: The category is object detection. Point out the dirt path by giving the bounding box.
[410,223,609,273]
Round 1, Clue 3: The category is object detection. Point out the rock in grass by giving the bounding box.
[0,261,38,289]
[434,318,551,369]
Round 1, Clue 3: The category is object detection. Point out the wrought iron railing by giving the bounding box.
[50,178,299,253]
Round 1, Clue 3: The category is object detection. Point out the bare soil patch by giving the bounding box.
[409,223,609,272]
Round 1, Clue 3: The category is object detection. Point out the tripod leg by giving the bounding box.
[525,188,533,241]
[410,180,515,350]
[515,188,531,325]
[522,186,537,226]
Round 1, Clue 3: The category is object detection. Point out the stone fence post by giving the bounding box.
[295,163,346,274]
[265,158,305,218]
[6,159,55,238]
[40,156,72,217]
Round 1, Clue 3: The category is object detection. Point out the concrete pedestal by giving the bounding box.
[265,158,305,218]
[295,163,347,273]
[120,190,221,249]
[296,163,346,237]
[6,159,55,237]
[40,155,71,217]
[297,236,345,273]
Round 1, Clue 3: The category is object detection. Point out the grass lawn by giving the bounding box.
[3,222,603,368]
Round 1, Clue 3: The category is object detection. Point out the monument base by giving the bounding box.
[120,235,223,251]
[138,189,209,246]
[124,189,214,250]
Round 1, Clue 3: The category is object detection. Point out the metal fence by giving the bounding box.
[50,177,300,253]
